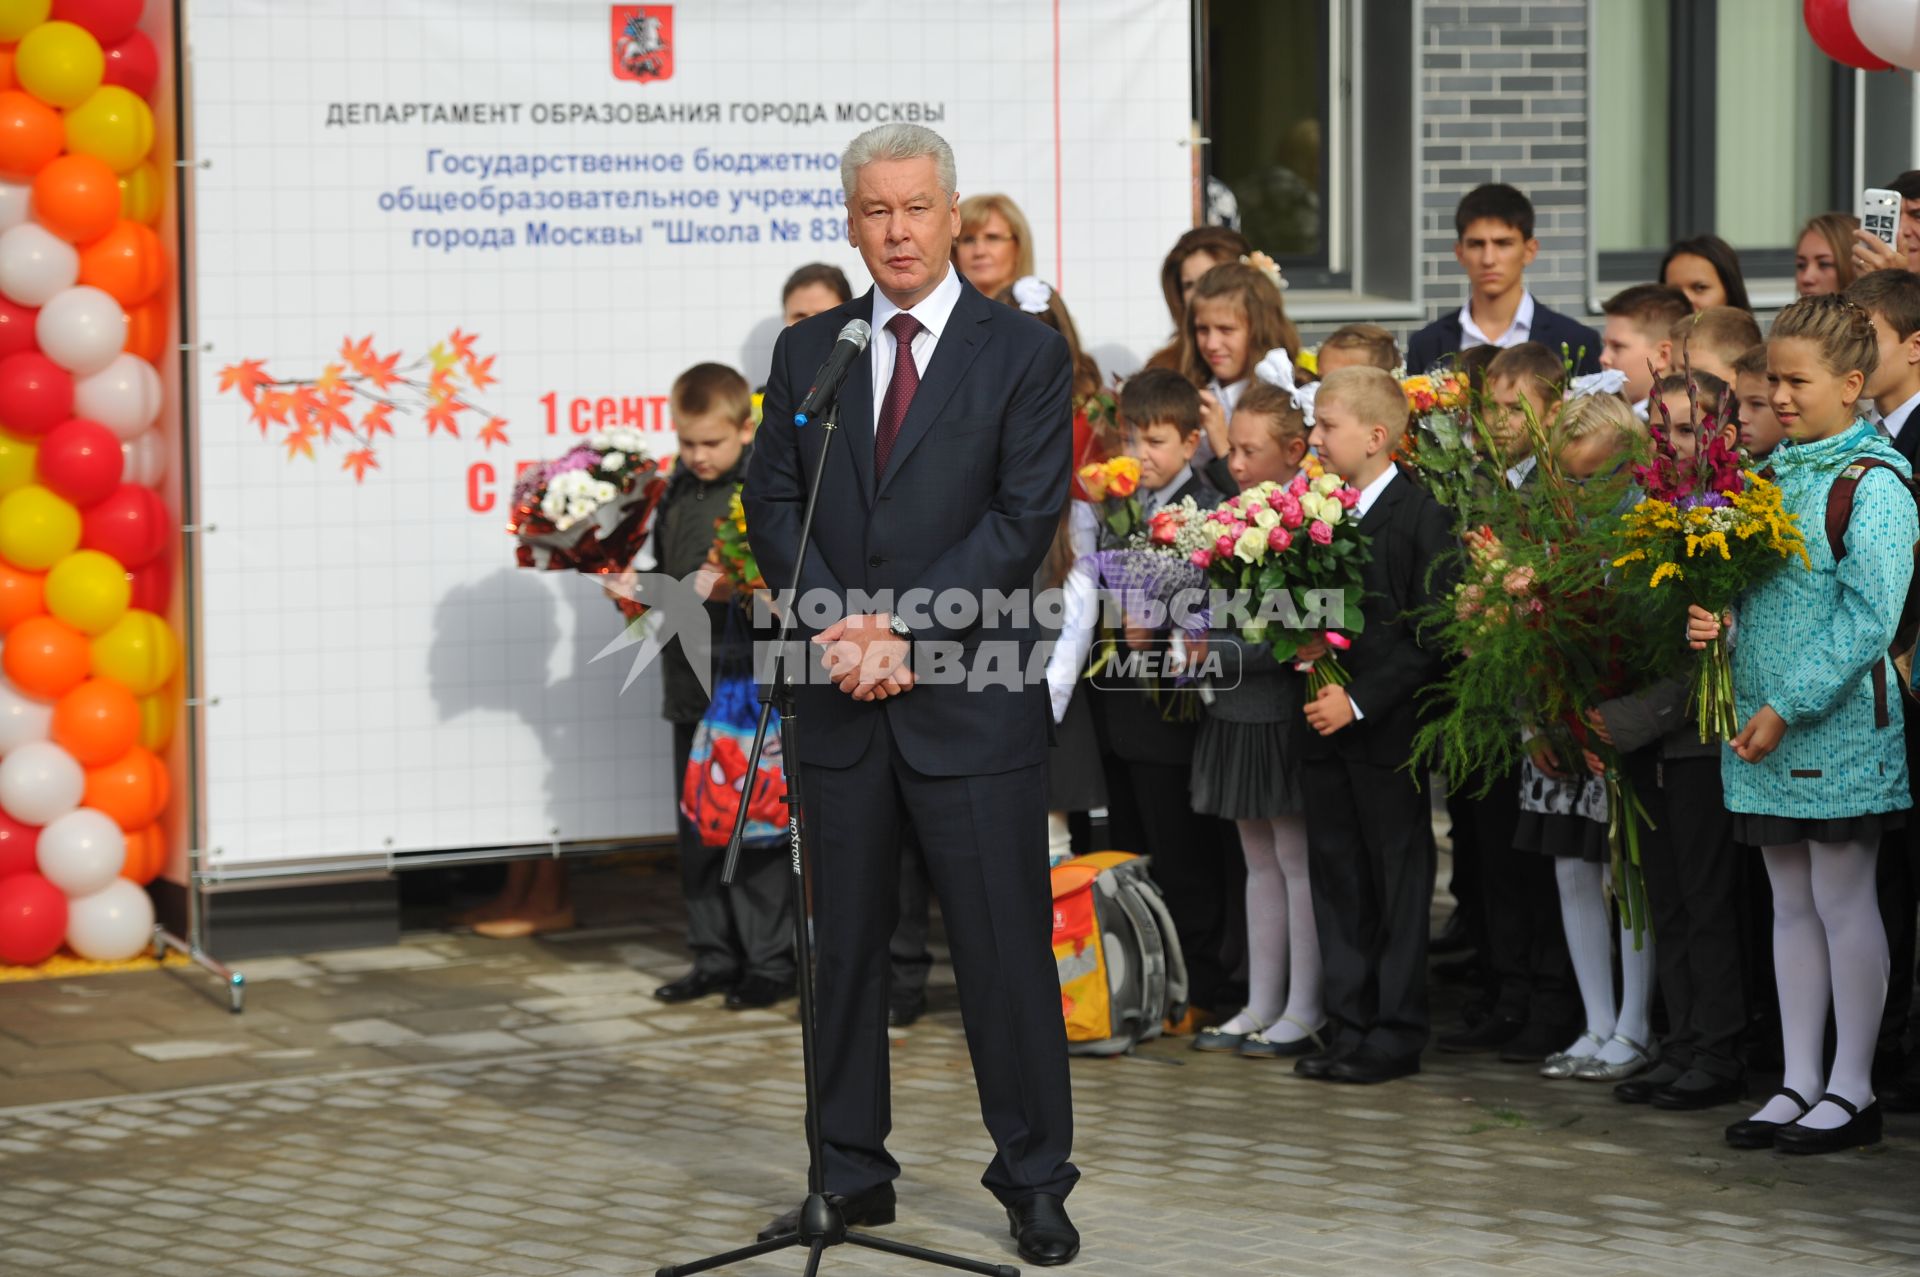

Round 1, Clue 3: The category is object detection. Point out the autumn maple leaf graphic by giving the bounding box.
[217,328,511,483]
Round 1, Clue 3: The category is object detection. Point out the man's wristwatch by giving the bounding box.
[887,614,911,640]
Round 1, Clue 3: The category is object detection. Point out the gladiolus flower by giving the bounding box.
[1502,566,1535,597]
[1309,520,1334,546]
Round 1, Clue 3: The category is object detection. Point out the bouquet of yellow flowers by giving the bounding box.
[1610,395,1810,742]
[1397,371,1483,518]
[710,484,764,596]
[1078,454,1143,543]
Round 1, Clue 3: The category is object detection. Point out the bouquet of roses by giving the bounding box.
[1609,387,1810,742]
[509,426,666,574]
[1079,454,1144,543]
[1084,494,1212,643]
[1191,458,1369,695]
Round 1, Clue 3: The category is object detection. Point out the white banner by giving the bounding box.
[187,0,1193,867]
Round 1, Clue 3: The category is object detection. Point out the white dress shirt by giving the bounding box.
[1882,389,1920,441]
[1505,453,1537,489]
[1046,502,1101,723]
[869,266,964,450]
[1459,291,1536,351]
[1140,464,1194,517]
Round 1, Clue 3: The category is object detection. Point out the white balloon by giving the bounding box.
[64,877,153,961]
[0,223,78,307]
[74,354,163,440]
[0,676,51,754]
[121,427,169,488]
[37,287,128,377]
[0,180,31,233]
[36,808,126,898]
[1851,0,1920,69]
[0,740,84,825]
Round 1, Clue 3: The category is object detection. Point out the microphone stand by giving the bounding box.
[655,399,1019,1277]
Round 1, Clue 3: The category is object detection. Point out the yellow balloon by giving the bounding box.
[63,84,151,173]
[89,608,175,695]
[45,548,129,634]
[0,0,51,43]
[117,159,162,225]
[0,483,79,570]
[0,430,37,494]
[137,689,173,752]
[16,20,102,110]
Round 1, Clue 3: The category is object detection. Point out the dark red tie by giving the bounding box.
[875,312,922,480]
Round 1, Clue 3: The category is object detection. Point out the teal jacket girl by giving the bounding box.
[1725,420,1916,819]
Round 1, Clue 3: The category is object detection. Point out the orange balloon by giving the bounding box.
[122,294,165,363]
[76,218,161,304]
[31,151,118,242]
[83,744,167,830]
[0,88,60,178]
[0,559,43,630]
[51,675,137,764]
[120,822,161,884]
[0,47,15,94]
[4,612,87,697]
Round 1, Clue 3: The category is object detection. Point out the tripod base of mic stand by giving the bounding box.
[654,1193,1020,1277]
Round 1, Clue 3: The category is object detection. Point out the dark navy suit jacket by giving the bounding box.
[743,278,1072,777]
[1406,299,1603,377]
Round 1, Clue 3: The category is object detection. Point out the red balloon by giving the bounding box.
[0,297,37,360]
[0,810,38,878]
[1805,0,1893,70]
[127,548,166,611]
[50,0,144,47]
[100,31,158,101]
[0,871,67,965]
[79,483,167,568]
[38,418,123,505]
[0,353,74,439]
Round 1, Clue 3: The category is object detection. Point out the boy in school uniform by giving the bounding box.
[1407,183,1601,376]
[1293,366,1458,1084]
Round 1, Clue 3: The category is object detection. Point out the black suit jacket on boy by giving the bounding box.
[1406,299,1603,377]
[1303,467,1458,769]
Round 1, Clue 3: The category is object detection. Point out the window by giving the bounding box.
[1591,0,1857,289]
[1198,0,1415,308]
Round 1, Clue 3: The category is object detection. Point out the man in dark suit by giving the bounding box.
[744,123,1080,1266]
[1292,366,1458,1085]
[1406,183,1602,378]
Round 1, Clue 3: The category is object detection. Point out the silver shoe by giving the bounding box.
[1539,1030,1609,1079]
[1572,1035,1653,1081]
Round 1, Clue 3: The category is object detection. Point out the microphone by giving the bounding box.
[793,318,871,425]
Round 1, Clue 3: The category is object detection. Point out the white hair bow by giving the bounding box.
[1011,276,1053,314]
[1566,368,1628,400]
[1253,347,1316,424]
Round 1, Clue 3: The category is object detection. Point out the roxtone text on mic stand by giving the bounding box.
[654,318,1020,1277]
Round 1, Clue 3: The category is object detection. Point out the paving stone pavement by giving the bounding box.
[3,858,1920,1276]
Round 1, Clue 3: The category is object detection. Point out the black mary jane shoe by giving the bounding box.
[1724,1087,1811,1150]
[1006,1192,1079,1267]
[654,968,738,1003]
[1773,1094,1883,1156]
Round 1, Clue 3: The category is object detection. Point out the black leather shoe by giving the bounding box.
[1327,1047,1419,1085]
[757,1184,896,1242]
[1437,1015,1523,1054]
[1613,1061,1683,1104]
[888,994,927,1028]
[726,974,796,1010]
[1006,1193,1079,1266]
[1293,1046,1350,1080]
[1498,1022,1580,1064]
[1774,1094,1883,1155]
[654,968,737,1003]
[1725,1087,1811,1150]
[1651,1069,1746,1111]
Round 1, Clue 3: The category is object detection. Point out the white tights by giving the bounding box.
[1218,815,1322,1042]
[1746,839,1889,1130]
[1555,857,1655,1064]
